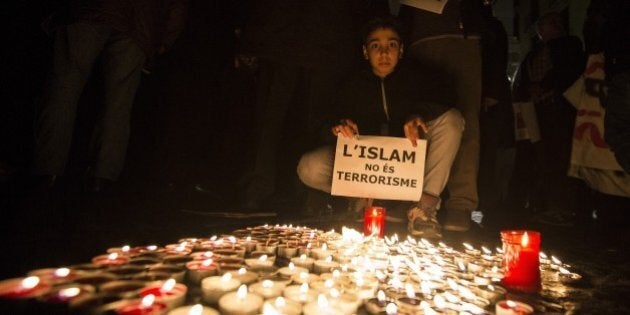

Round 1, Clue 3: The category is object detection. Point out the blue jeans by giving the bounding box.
[33,23,146,180]
[297,108,464,206]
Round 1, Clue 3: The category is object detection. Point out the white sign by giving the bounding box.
[331,135,426,201]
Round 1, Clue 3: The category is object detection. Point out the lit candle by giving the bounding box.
[310,244,330,260]
[228,268,259,285]
[40,284,93,304]
[557,267,582,284]
[149,264,186,283]
[186,259,218,284]
[167,303,219,315]
[262,297,302,315]
[116,294,167,315]
[100,280,146,298]
[290,254,314,271]
[201,273,241,304]
[218,284,263,315]
[501,230,541,293]
[313,256,340,274]
[327,288,360,315]
[495,300,534,315]
[283,283,318,304]
[290,271,319,285]
[28,267,79,284]
[139,279,187,310]
[365,290,392,315]
[0,276,51,299]
[245,254,275,269]
[364,206,386,238]
[396,283,423,314]
[303,294,343,315]
[278,262,308,279]
[92,253,129,266]
[249,279,285,299]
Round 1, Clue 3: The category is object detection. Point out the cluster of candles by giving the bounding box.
[0,224,581,314]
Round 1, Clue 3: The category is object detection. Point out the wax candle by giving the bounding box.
[501,230,541,293]
[364,206,386,238]
[39,284,94,304]
[262,297,302,315]
[277,262,308,279]
[327,288,360,315]
[218,285,263,315]
[290,272,319,285]
[186,259,218,284]
[249,280,285,299]
[365,290,392,315]
[167,304,219,315]
[139,279,187,310]
[495,300,534,315]
[201,273,241,304]
[283,283,318,304]
[149,264,186,283]
[28,267,79,284]
[290,254,314,271]
[313,256,340,274]
[116,294,167,315]
[100,280,146,298]
[228,268,258,285]
[0,276,51,299]
[245,254,275,269]
[92,253,130,266]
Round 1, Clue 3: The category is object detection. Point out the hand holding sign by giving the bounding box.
[331,135,426,201]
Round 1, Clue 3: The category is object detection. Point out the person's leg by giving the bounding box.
[32,23,109,177]
[91,31,146,181]
[296,145,335,193]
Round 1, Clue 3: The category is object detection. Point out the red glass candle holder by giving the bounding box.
[364,206,386,238]
[501,230,541,293]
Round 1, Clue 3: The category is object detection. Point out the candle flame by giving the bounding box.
[204,251,213,258]
[21,276,39,289]
[54,268,70,277]
[147,245,158,251]
[559,267,571,274]
[433,294,446,309]
[385,303,398,315]
[161,279,176,292]
[141,294,155,307]
[521,232,530,247]
[246,236,252,242]
[238,268,247,275]
[300,254,307,260]
[189,304,203,315]
[506,300,517,308]
[481,246,492,255]
[463,243,474,250]
[299,272,308,280]
[262,303,281,315]
[540,251,548,259]
[325,256,333,263]
[107,253,118,260]
[228,236,236,244]
[236,285,247,300]
[122,245,130,252]
[221,273,232,282]
[322,243,327,251]
[262,280,274,288]
[275,296,286,307]
[332,269,340,278]
[299,283,309,293]
[202,259,214,267]
[377,290,386,302]
[317,294,329,308]
[258,254,268,262]
[324,279,334,288]
[405,283,416,299]
[329,288,340,298]
[58,287,81,298]
[551,256,562,264]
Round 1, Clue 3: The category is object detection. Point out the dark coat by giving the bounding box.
[332,65,450,139]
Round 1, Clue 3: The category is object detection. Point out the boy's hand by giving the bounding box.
[404,116,428,147]
[332,119,359,138]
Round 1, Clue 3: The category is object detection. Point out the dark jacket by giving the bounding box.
[62,0,188,57]
[331,65,450,139]
[398,0,485,44]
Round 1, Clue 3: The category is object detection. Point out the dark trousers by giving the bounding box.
[33,23,146,180]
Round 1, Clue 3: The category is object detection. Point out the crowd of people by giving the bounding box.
[4,0,629,238]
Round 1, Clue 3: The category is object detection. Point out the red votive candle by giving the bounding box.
[364,206,386,238]
[501,230,541,293]
[116,294,167,315]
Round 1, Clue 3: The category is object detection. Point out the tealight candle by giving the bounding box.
[501,230,541,293]
[495,300,534,315]
[249,279,285,299]
[100,280,146,298]
[277,244,298,258]
[557,267,582,284]
[39,284,94,304]
[473,284,506,302]
[0,276,51,299]
[245,254,275,269]
[201,273,242,304]
[218,285,263,315]
[186,259,219,284]
[303,294,343,315]
[290,272,319,285]
[283,283,318,304]
[327,289,360,315]
[139,279,187,310]
[228,268,259,285]
[313,256,339,274]
[396,284,423,314]
[290,255,314,271]
[262,297,302,315]
[277,262,308,279]
[28,267,79,284]
[149,264,186,283]
[310,244,330,260]
[162,254,193,266]
[167,304,219,315]
[365,290,392,315]
[92,253,129,266]
[116,294,167,315]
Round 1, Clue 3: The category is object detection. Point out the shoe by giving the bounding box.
[407,206,442,239]
[443,209,471,232]
[534,208,575,227]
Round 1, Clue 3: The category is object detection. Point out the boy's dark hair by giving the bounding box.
[361,15,404,44]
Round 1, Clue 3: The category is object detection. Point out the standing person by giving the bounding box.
[297,16,464,238]
[237,0,388,210]
[398,0,485,231]
[510,12,585,225]
[478,2,514,215]
[32,0,188,191]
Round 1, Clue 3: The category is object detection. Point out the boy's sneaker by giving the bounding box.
[443,209,471,232]
[407,206,442,239]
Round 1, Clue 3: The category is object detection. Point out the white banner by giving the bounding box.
[331,135,426,201]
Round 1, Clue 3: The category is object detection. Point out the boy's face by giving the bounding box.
[363,27,403,78]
